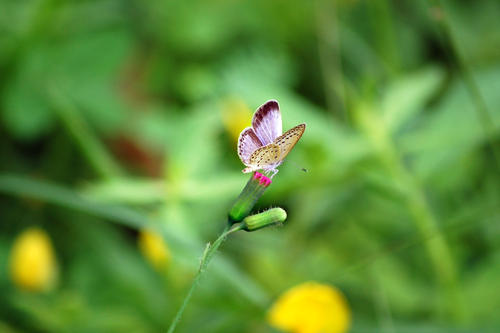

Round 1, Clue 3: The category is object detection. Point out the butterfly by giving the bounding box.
[237,100,306,178]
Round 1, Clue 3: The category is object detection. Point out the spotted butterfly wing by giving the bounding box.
[242,144,281,173]
[273,123,306,161]
[249,144,281,166]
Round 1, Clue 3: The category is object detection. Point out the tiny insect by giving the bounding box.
[237,100,306,178]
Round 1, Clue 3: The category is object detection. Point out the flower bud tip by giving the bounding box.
[253,172,271,186]
[242,207,287,231]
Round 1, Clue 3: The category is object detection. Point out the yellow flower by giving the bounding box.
[221,97,252,143]
[268,281,351,333]
[138,229,171,270]
[9,227,58,292]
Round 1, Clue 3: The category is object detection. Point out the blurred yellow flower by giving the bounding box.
[268,281,351,333]
[221,97,252,143]
[9,227,58,292]
[138,229,171,270]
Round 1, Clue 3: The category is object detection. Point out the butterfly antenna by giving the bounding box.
[288,160,308,173]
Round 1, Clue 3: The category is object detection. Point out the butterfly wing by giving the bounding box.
[242,144,281,173]
[238,127,263,164]
[249,144,281,167]
[274,123,306,161]
[252,100,282,145]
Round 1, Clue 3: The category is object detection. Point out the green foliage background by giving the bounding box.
[1,0,499,332]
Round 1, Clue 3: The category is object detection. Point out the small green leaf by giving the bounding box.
[382,67,444,132]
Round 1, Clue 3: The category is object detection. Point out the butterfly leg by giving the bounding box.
[270,168,279,179]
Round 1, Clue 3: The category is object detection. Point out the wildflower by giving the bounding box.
[221,97,253,143]
[268,281,351,333]
[138,229,171,270]
[9,227,58,292]
[167,99,302,332]
[242,207,287,231]
[228,171,272,223]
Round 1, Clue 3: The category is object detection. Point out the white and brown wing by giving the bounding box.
[237,127,263,164]
[252,100,282,145]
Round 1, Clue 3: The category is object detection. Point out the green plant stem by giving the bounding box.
[167,223,243,333]
[370,265,395,333]
[358,108,463,321]
[315,0,346,119]
[48,86,123,179]
[383,139,463,322]
[433,0,500,169]
[367,0,400,77]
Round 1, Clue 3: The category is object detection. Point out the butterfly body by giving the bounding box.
[237,100,305,177]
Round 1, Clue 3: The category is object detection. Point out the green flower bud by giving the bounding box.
[228,172,272,223]
[242,207,287,232]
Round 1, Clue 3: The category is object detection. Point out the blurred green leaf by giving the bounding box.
[0,174,269,308]
[401,65,500,182]
[382,67,445,132]
[1,30,131,141]
[1,47,54,140]
[81,178,166,205]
